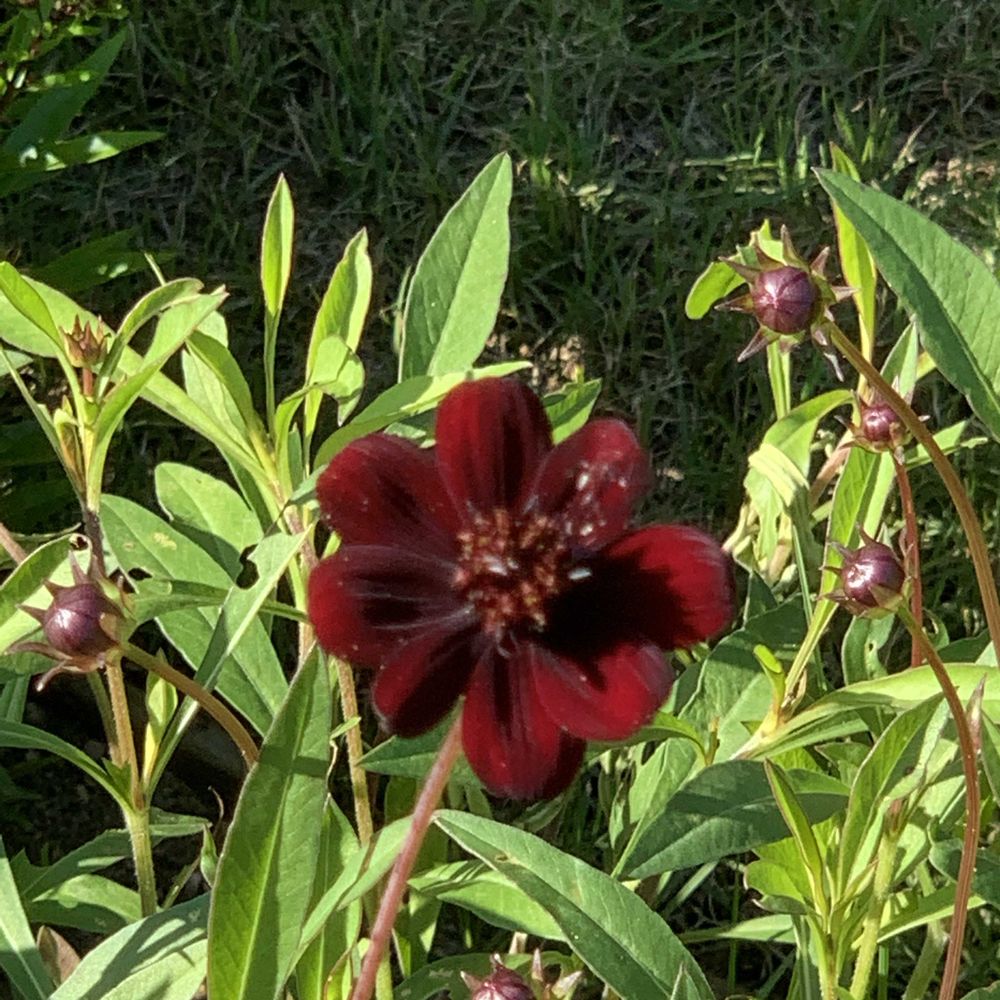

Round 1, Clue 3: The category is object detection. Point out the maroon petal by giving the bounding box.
[307,546,471,666]
[435,379,552,518]
[594,525,735,649]
[530,418,650,551]
[316,435,460,557]
[461,645,585,799]
[531,640,672,741]
[372,625,481,737]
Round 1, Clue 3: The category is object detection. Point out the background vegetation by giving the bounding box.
[6,0,1000,534]
[4,3,1000,994]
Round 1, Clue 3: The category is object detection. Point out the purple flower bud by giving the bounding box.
[463,957,534,1000]
[42,583,119,658]
[858,399,909,451]
[751,266,819,334]
[840,540,905,611]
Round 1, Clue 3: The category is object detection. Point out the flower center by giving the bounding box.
[454,508,570,637]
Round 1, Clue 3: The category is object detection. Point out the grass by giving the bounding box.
[5,4,1000,991]
[7,0,1000,536]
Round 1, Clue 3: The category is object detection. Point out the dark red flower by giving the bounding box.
[308,378,734,799]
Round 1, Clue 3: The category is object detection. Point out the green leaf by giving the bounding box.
[836,697,946,891]
[294,817,410,962]
[981,714,1000,803]
[0,276,96,358]
[149,529,305,789]
[0,535,70,653]
[828,145,876,351]
[0,836,53,1000]
[684,220,783,319]
[435,810,714,1000]
[673,599,805,759]
[314,362,528,466]
[360,717,478,785]
[25,873,139,934]
[185,331,258,430]
[621,762,846,878]
[102,496,287,735]
[13,817,207,898]
[0,132,162,193]
[409,860,564,940]
[742,390,851,572]
[400,154,512,379]
[306,231,371,430]
[49,895,207,1000]
[0,720,122,803]
[154,463,260,578]
[89,292,227,502]
[30,231,149,294]
[751,663,996,757]
[543,379,602,443]
[3,32,124,156]
[207,652,332,1000]
[261,174,294,424]
[293,801,362,1000]
[114,279,204,349]
[0,261,64,353]
[817,170,1000,442]
[764,762,828,911]
[261,174,294,322]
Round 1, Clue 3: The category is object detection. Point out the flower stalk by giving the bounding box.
[829,327,1000,659]
[349,713,464,1000]
[896,604,980,1000]
[122,642,258,767]
[104,651,157,915]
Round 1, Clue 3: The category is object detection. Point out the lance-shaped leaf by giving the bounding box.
[208,652,332,1000]
[400,154,512,378]
[436,810,715,1000]
[817,170,1000,443]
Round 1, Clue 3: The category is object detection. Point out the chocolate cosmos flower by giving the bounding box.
[308,379,734,799]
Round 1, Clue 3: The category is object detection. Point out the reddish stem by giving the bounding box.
[893,453,924,666]
[349,713,464,1000]
[899,607,980,1000]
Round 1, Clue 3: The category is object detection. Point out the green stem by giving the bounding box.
[86,672,116,748]
[818,936,839,1000]
[105,656,157,916]
[903,914,947,1000]
[892,452,924,667]
[333,655,374,849]
[122,642,258,768]
[349,714,464,1000]
[830,327,1000,659]
[125,804,157,918]
[849,831,898,999]
[896,605,980,1000]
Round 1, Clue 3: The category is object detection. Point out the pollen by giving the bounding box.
[454,508,570,636]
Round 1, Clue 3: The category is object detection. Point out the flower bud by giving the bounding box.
[42,581,120,658]
[857,397,910,452]
[751,266,819,334]
[462,956,534,1000]
[836,538,905,613]
[63,316,107,369]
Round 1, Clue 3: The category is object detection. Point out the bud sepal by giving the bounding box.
[716,225,853,371]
